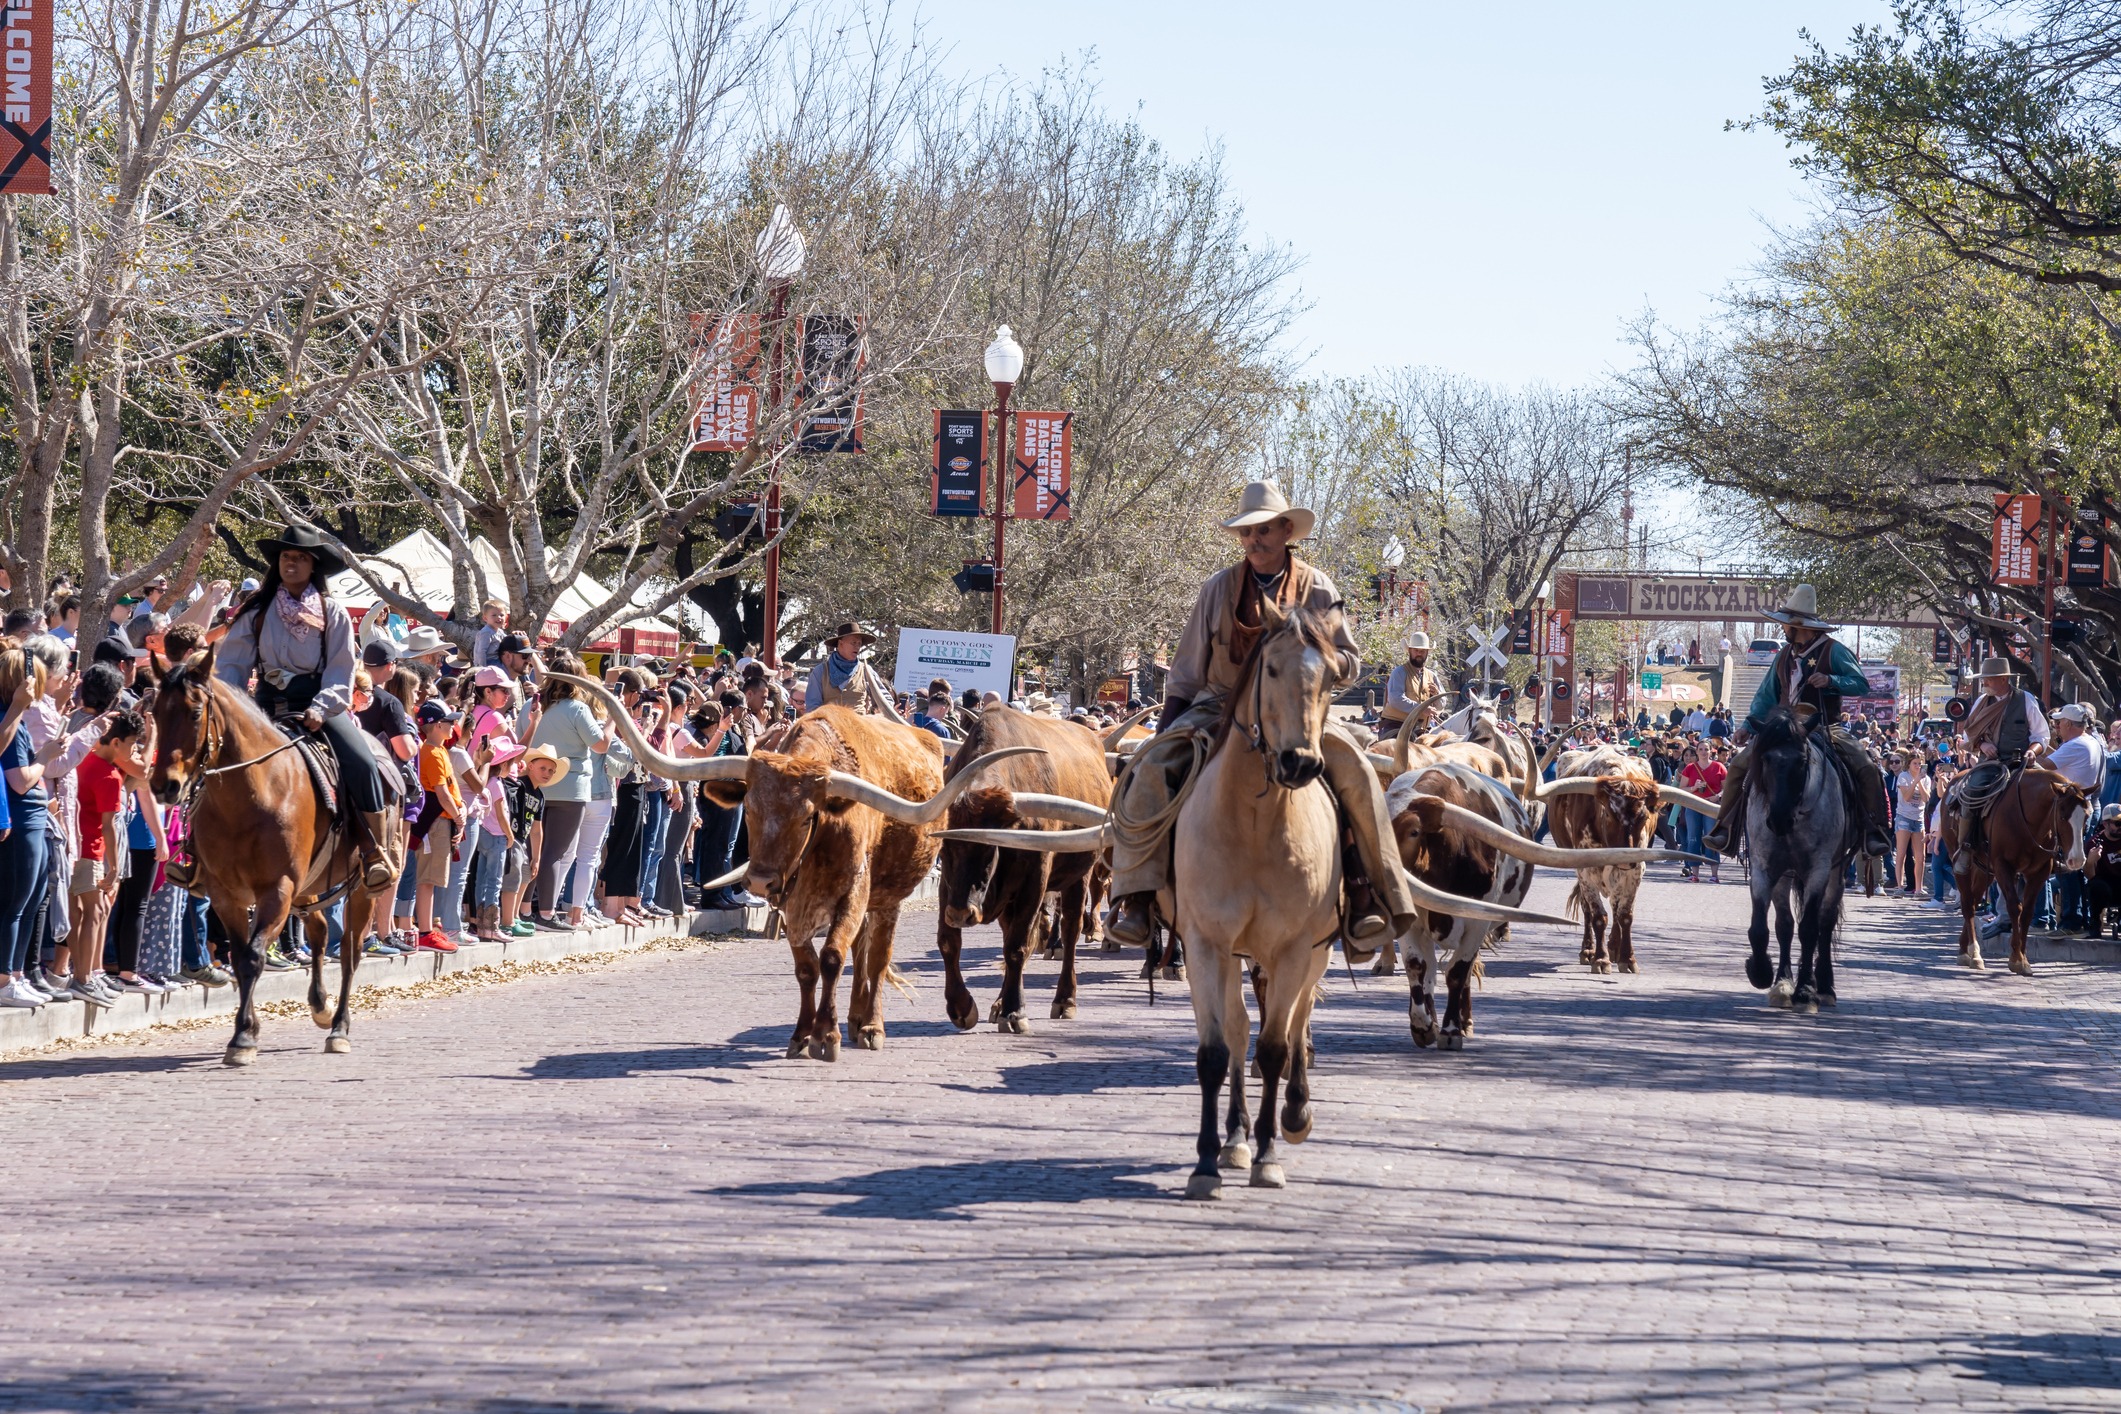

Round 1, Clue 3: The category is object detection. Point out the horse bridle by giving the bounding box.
[172,682,300,816]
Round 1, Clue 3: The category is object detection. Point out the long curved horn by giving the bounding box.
[1390,694,1443,776]
[863,668,910,726]
[935,824,1110,851]
[1657,784,1721,817]
[1533,776,1609,801]
[998,793,1111,827]
[698,861,750,891]
[822,745,1048,824]
[552,673,751,782]
[1409,795,1698,869]
[1101,704,1157,749]
[1398,867,1575,927]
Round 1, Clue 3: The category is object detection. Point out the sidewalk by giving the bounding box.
[0,901,771,1057]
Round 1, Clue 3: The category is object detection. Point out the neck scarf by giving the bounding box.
[275,584,326,642]
[1229,554,1306,665]
[827,652,861,690]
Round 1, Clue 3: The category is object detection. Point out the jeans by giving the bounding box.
[566,799,614,910]
[1930,841,1954,901]
[2058,870,2086,925]
[696,797,743,890]
[438,845,470,934]
[0,816,48,974]
[533,800,586,915]
[181,893,212,971]
[472,827,509,910]
[394,855,419,914]
[2103,768,2121,811]
[638,789,669,902]
[1677,809,1709,867]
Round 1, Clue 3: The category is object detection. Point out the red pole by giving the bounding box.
[2043,476,2056,708]
[991,379,1013,637]
[761,279,791,667]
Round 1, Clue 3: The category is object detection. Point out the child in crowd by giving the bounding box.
[54,710,146,1005]
[412,699,466,952]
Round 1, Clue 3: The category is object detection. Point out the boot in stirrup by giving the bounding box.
[355,811,396,889]
[1105,892,1156,948]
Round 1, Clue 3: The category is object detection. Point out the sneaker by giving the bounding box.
[21,970,64,1000]
[0,978,44,1009]
[415,931,458,953]
[145,974,188,991]
[507,920,536,938]
[262,948,298,972]
[362,937,398,957]
[289,946,314,966]
[69,977,115,1009]
[642,905,672,919]
[113,975,162,993]
[532,915,572,933]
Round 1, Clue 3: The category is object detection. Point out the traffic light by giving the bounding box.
[952,562,996,594]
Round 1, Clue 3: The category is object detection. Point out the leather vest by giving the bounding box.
[817,659,873,712]
[1996,686,2030,765]
[1772,638,1841,724]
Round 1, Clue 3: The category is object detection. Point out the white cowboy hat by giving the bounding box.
[1404,629,1431,652]
[400,624,448,658]
[1763,584,1836,631]
[1220,480,1316,541]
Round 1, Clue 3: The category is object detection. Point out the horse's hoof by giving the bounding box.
[1578,947,1595,965]
[1281,1106,1312,1143]
[309,1009,333,1030]
[2010,955,2034,977]
[1745,954,1774,989]
[1249,1161,1286,1190]
[1619,960,1639,975]
[1592,960,1612,975]
[1217,1141,1252,1171]
[324,1034,350,1055]
[1441,1031,1464,1052]
[1795,993,1819,1016]
[785,1036,807,1059]
[946,1004,977,1033]
[986,999,1004,1023]
[223,1045,256,1068]
[1162,964,1184,982]
[854,1028,883,1051]
[808,1033,840,1063]
[1816,990,1838,1007]
[1050,999,1078,1021]
[1769,979,1794,1008]
[1138,961,1156,980]
[996,1013,1029,1035]
[1183,1172,1223,1202]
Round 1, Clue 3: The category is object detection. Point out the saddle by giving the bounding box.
[268,714,343,818]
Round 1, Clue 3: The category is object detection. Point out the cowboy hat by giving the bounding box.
[1763,583,1835,630]
[1220,480,1316,541]
[1975,657,2015,680]
[400,625,448,658]
[1405,629,1431,652]
[826,621,877,648]
[521,743,570,788]
[255,523,348,580]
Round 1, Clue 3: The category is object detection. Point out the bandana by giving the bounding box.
[826,652,861,691]
[274,584,326,642]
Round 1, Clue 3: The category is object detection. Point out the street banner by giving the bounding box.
[1508,609,1533,655]
[1992,493,2042,585]
[1012,411,1072,520]
[891,626,1016,701]
[798,314,864,453]
[1932,625,1954,665]
[0,0,51,196]
[2066,515,2110,588]
[1543,608,1572,658]
[931,410,985,517]
[688,313,760,453]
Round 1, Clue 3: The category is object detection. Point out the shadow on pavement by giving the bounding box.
[1961,1331,2121,1390]
[0,1051,217,1083]
[708,1157,1165,1219]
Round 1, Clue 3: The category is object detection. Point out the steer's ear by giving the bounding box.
[701,776,749,808]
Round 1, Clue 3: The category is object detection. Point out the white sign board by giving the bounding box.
[892,627,1017,701]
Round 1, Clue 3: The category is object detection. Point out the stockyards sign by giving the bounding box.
[1560,572,1941,629]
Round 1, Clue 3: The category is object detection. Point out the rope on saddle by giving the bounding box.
[1107,727,1211,859]
[1953,764,2013,816]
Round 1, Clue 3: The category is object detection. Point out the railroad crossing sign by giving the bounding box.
[1467,621,1510,675]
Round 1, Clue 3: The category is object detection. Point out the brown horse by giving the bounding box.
[1941,766,2088,976]
[148,643,403,1064]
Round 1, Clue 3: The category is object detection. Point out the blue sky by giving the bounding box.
[905,0,1888,389]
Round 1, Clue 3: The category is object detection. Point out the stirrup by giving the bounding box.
[1105,893,1155,948]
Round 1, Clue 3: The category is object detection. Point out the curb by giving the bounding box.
[0,904,770,1057]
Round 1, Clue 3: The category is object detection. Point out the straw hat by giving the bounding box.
[521,744,570,789]
[1219,480,1315,541]
[1763,584,1835,631]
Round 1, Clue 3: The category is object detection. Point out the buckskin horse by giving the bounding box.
[942,599,1569,1198]
[1740,705,1853,1013]
[1941,762,2089,976]
[149,644,404,1064]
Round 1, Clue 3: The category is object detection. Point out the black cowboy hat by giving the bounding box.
[256,523,348,581]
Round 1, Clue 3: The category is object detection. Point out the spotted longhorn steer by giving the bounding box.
[1541,745,1663,974]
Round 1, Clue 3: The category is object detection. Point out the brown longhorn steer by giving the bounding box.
[1540,745,1664,974]
[936,705,1114,1034]
[558,677,1035,1061]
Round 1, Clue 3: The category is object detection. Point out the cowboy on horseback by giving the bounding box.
[203,524,396,890]
[1950,657,2050,854]
[1378,627,1443,737]
[1104,480,1418,949]
[1702,584,1892,860]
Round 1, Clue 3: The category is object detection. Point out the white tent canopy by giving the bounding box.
[327,529,691,646]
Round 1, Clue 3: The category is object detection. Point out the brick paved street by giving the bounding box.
[7,867,2121,1411]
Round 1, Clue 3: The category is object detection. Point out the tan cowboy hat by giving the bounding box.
[1764,584,1836,630]
[1975,657,2014,680]
[521,744,570,789]
[1405,628,1431,652]
[1220,480,1315,541]
[400,624,448,658]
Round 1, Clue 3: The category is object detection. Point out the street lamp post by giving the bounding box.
[755,205,805,667]
[984,325,1024,638]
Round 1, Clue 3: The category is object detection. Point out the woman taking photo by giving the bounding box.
[1890,750,1931,899]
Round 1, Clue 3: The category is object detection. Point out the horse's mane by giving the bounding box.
[1211,599,1344,752]
[159,654,279,736]
[1751,704,1811,756]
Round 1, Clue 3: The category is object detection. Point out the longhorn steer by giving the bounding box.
[1540,745,1665,973]
[937,705,1114,1034]
[558,676,1035,1060]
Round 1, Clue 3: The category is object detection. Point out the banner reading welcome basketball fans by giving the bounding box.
[0,0,52,195]
[1991,493,2042,586]
[688,313,760,453]
[1011,411,1071,520]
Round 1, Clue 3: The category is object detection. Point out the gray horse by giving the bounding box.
[1742,706,1855,1013]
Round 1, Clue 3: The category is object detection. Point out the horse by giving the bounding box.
[1741,705,1853,1013]
[148,644,404,1065]
[1940,764,2088,976]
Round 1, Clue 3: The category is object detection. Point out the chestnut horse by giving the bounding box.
[149,644,403,1064]
[1942,766,2088,976]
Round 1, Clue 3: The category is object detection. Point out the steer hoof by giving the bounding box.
[1370,956,1398,977]
[1745,953,1774,989]
[1050,998,1078,1021]
[808,1032,841,1063]
[1183,1172,1223,1202]
[1619,960,1639,975]
[1282,1105,1312,1143]
[1591,960,1612,975]
[854,1027,883,1051]
[996,1013,1029,1035]
[324,1034,350,1055]
[223,1044,256,1068]
[1440,1031,1464,1052]
[1249,1161,1286,1190]
[1099,937,1121,953]
[1217,1141,1251,1171]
